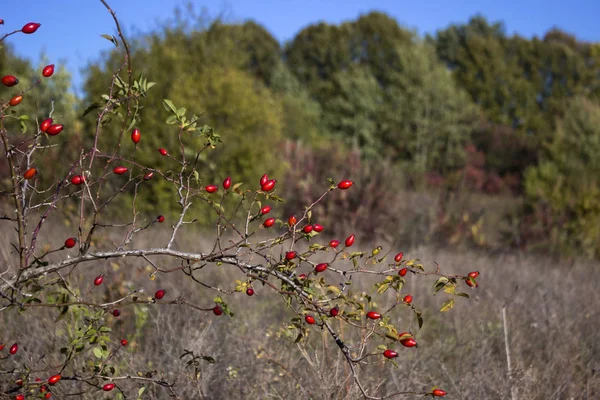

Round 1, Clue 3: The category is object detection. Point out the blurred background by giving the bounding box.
[1,2,600,398]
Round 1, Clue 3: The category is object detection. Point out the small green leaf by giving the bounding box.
[433,277,449,294]
[93,347,103,359]
[163,99,177,114]
[100,34,119,47]
[440,298,455,312]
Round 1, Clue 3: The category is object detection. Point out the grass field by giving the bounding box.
[1,222,599,399]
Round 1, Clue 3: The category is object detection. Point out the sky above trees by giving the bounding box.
[3,0,599,94]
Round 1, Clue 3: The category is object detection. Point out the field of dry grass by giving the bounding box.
[1,220,599,399]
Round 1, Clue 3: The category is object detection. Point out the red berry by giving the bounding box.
[305,315,316,325]
[303,225,313,234]
[64,237,76,248]
[9,343,18,355]
[154,289,166,300]
[143,172,154,181]
[288,216,297,226]
[313,224,324,232]
[329,240,340,248]
[42,64,55,78]
[40,118,53,132]
[21,22,41,34]
[113,166,128,175]
[102,383,115,392]
[260,205,271,215]
[329,307,339,317]
[23,167,37,180]
[131,128,141,144]
[432,389,447,397]
[398,268,408,277]
[400,338,417,348]
[366,311,381,320]
[263,218,275,228]
[0,344,4,351]
[46,124,64,135]
[465,278,478,288]
[45,392,52,398]
[9,95,23,106]
[223,176,231,190]
[403,295,413,304]
[337,180,353,190]
[315,263,328,273]
[345,234,355,247]
[394,252,403,263]
[16,395,25,400]
[157,215,165,223]
[112,309,121,317]
[94,275,104,286]
[158,148,168,156]
[298,273,307,280]
[246,288,254,296]
[261,179,276,192]
[285,251,296,261]
[1,75,18,87]
[48,374,61,385]
[383,349,398,359]
[70,175,84,185]
[468,271,480,279]
[120,339,128,346]
[213,306,223,316]
[260,174,268,186]
[205,185,218,193]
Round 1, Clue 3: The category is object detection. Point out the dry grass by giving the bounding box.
[1,220,599,400]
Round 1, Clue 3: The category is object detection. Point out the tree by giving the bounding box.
[0,4,475,399]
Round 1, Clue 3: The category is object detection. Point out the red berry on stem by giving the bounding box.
[102,383,115,392]
[70,175,84,185]
[366,311,381,320]
[64,238,76,248]
[285,251,296,261]
[394,252,403,263]
[329,240,340,248]
[303,225,313,234]
[0,344,4,351]
[45,393,52,399]
[21,22,41,34]
[223,176,231,190]
[113,166,128,175]
[305,315,316,325]
[246,288,254,296]
[143,172,154,181]
[16,395,25,400]
[260,205,271,215]
[329,307,339,317]
[383,349,398,359]
[313,224,324,232]
[158,148,168,156]
[260,174,268,187]
[315,263,328,273]
[40,118,53,132]
[157,215,165,223]
[9,95,23,107]
[468,271,480,279]
[120,339,128,346]
[42,64,55,78]
[23,167,37,180]
[154,289,166,300]
[261,179,276,192]
[401,338,417,348]
[398,268,407,277]
[131,128,141,144]
[337,180,353,190]
[112,309,121,317]
[205,185,218,193]
[46,124,64,135]
[48,375,61,385]
[288,216,297,226]
[94,275,104,286]
[213,306,223,316]
[1,75,18,87]
[9,343,18,355]
[298,273,307,280]
[263,218,275,228]
[432,389,447,397]
[345,234,355,247]
[403,295,413,304]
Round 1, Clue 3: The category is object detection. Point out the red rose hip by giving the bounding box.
[263,218,275,228]
[288,216,297,226]
[345,234,355,247]
[314,263,328,273]
[213,306,223,316]
[246,288,254,296]
[383,349,398,359]
[131,128,141,144]
[112,309,121,317]
[158,148,168,156]
[305,315,316,325]
[1,75,18,87]
[102,383,115,391]
[70,175,84,185]
[42,64,55,78]
[337,180,353,190]
[398,268,407,277]
[329,307,339,317]
[205,185,218,193]
[285,251,296,260]
[9,343,18,355]
[40,118,53,132]
[261,179,276,192]
[403,295,413,304]
[329,240,340,248]
[154,289,166,300]
[260,205,271,215]
[366,311,381,320]
[313,224,324,232]
[64,237,76,248]
[223,176,231,189]
[21,22,41,34]
[46,124,64,135]
[23,168,37,180]
[9,95,23,107]
[48,374,61,385]
[113,166,128,175]
[432,389,447,397]
[303,225,313,234]
[94,275,104,286]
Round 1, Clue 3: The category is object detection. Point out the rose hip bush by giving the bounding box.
[0,3,480,399]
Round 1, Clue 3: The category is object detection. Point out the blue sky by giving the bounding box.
[3,0,599,95]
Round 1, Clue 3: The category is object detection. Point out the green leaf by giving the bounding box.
[433,277,449,294]
[163,99,177,114]
[137,387,146,399]
[93,347,103,359]
[440,298,455,312]
[100,34,119,47]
